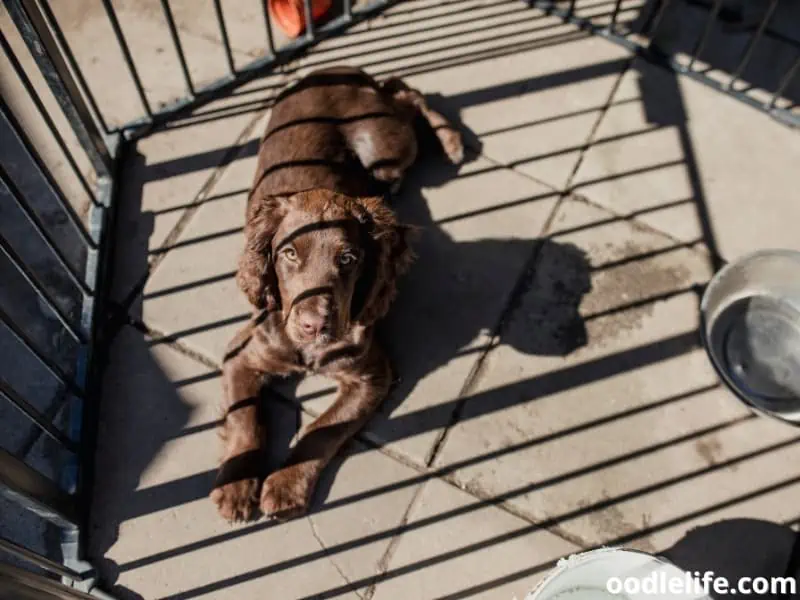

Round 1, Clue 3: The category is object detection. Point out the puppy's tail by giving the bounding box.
[382,77,465,165]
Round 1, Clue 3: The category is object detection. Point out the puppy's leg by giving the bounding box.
[347,122,417,196]
[260,344,391,520]
[211,315,274,522]
[382,77,465,165]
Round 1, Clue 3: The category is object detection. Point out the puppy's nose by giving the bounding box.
[298,312,326,337]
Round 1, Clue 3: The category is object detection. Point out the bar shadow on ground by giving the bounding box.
[88,2,799,598]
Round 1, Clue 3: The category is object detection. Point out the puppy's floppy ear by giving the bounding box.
[352,197,417,326]
[236,195,288,310]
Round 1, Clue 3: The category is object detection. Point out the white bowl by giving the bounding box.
[526,549,713,600]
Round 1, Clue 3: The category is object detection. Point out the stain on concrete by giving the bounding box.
[695,436,723,467]
[582,239,694,344]
[586,494,657,553]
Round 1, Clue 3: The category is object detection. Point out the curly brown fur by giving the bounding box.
[236,195,287,310]
[212,66,462,522]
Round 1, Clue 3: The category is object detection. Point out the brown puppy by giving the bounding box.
[211,66,463,522]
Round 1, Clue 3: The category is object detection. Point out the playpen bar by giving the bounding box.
[769,53,800,110]
[727,0,779,90]
[0,536,86,581]
[212,0,237,75]
[0,33,98,207]
[0,160,93,304]
[609,0,623,27]
[645,0,674,47]
[160,0,196,97]
[0,448,79,529]
[35,0,111,136]
[0,235,86,346]
[0,97,98,255]
[99,0,153,118]
[687,0,724,70]
[0,306,84,398]
[567,0,577,16]
[5,0,112,177]
[261,1,278,56]
[303,0,316,38]
[0,377,77,452]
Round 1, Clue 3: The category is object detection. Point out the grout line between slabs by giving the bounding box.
[118,106,271,315]
[103,44,718,567]
[363,479,429,600]
[563,191,715,257]
[559,58,635,202]
[307,513,366,599]
[417,58,636,554]
[472,149,563,195]
[131,317,594,578]
[129,318,221,371]
[112,51,639,560]
[425,57,635,467]
[473,52,716,264]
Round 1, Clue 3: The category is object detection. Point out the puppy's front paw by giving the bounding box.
[260,467,312,521]
[211,478,260,522]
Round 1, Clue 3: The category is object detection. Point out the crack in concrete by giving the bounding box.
[363,481,428,600]
[307,513,366,600]
[131,320,221,371]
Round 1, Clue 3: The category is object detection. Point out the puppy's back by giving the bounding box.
[252,67,414,200]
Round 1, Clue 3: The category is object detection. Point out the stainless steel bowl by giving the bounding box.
[701,250,800,425]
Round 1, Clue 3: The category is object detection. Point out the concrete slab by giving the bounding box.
[144,148,555,464]
[289,0,633,190]
[143,148,560,465]
[403,34,632,191]
[433,196,800,551]
[126,0,296,62]
[293,0,575,78]
[370,477,580,600]
[570,0,647,29]
[139,111,269,359]
[296,157,560,468]
[111,94,277,307]
[90,326,422,599]
[45,1,258,127]
[571,57,800,261]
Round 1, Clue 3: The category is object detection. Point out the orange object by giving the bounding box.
[269,0,332,38]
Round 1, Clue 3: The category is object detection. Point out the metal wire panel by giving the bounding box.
[533,0,799,128]
[159,0,196,97]
[5,0,113,175]
[1,0,121,594]
[0,0,396,591]
[24,0,398,140]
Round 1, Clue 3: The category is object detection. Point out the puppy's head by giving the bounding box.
[237,190,414,345]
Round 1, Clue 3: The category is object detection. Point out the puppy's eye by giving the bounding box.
[339,252,358,267]
[281,247,298,262]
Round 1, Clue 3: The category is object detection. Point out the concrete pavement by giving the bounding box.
[11,0,796,597]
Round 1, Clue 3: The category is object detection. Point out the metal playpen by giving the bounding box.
[0,0,797,595]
